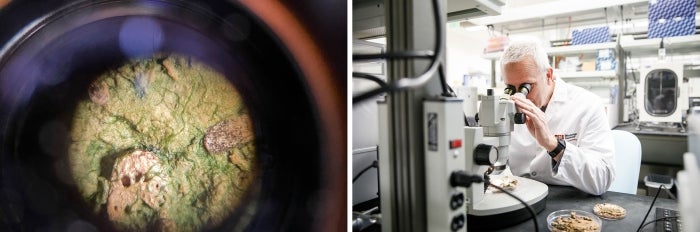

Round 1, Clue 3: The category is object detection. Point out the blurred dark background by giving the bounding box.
[0,0,347,88]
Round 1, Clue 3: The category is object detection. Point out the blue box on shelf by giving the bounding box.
[648,0,695,21]
[596,49,616,71]
[648,17,696,38]
[647,0,696,38]
[571,27,610,45]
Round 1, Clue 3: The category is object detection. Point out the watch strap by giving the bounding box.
[548,137,565,158]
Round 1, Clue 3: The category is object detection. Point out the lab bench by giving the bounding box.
[491,185,678,232]
[354,185,678,232]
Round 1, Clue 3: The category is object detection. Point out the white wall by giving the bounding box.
[445,26,492,88]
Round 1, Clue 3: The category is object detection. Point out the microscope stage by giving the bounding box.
[467,176,548,230]
[471,176,548,215]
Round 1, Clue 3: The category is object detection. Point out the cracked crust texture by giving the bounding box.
[68,54,256,231]
[593,203,626,220]
[487,176,518,193]
[551,212,600,232]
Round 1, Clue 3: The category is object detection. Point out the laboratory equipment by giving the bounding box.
[677,107,700,232]
[688,77,700,111]
[654,208,681,232]
[636,63,687,125]
[423,98,469,232]
[378,97,480,232]
[371,0,540,231]
[464,88,548,230]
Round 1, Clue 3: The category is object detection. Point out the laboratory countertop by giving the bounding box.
[492,185,678,232]
[354,185,678,232]
[613,123,687,137]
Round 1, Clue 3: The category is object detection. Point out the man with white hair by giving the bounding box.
[501,39,615,195]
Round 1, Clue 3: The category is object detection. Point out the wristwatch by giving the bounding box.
[548,137,566,158]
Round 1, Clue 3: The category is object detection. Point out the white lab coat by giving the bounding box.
[509,78,615,195]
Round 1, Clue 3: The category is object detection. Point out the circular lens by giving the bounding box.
[68,54,255,231]
[0,0,329,230]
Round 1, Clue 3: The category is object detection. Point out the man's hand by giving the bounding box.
[511,96,558,152]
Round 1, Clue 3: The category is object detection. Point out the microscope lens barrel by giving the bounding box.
[504,86,515,95]
[518,83,531,96]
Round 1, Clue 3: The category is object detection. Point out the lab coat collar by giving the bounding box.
[549,77,568,103]
[543,78,566,123]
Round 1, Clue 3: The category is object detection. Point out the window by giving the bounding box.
[645,69,678,116]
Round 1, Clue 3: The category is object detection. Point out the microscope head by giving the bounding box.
[476,85,530,175]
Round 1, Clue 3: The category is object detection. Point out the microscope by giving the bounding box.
[463,85,549,230]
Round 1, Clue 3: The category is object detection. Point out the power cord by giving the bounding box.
[353,160,378,183]
[449,171,484,187]
[353,50,434,61]
[438,63,455,97]
[352,0,444,104]
[449,171,540,232]
[636,185,666,232]
[488,183,539,232]
[352,59,452,104]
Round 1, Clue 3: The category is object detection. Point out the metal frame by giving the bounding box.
[379,0,446,231]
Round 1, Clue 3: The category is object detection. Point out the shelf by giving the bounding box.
[556,70,617,79]
[621,34,700,57]
[622,34,700,49]
[547,42,617,56]
[481,35,699,62]
[467,0,646,26]
[481,42,617,60]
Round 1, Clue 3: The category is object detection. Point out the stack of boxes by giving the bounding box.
[596,48,616,71]
[648,0,696,38]
[569,26,616,71]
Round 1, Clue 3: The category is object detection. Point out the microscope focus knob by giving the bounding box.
[474,144,497,165]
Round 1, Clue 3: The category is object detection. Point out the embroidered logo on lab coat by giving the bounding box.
[555,133,578,144]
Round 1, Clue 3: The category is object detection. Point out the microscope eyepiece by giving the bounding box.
[504,85,516,96]
[505,84,530,96]
[512,83,531,124]
[517,83,531,96]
